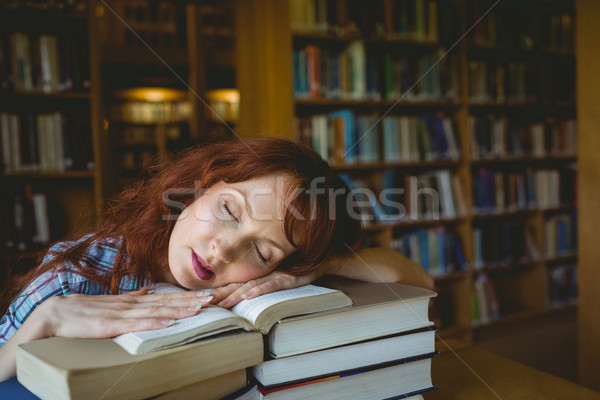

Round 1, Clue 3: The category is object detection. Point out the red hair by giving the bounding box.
[2,138,361,311]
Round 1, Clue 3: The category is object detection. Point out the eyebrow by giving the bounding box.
[231,188,286,252]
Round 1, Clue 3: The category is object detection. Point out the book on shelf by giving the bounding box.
[265,277,437,358]
[473,221,539,268]
[0,111,94,174]
[112,283,352,355]
[253,327,436,387]
[16,331,263,400]
[547,264,577,308]
[391,227,467,277]
[256,355,436,400]
[2,30,90,94]
[471,273,500,325]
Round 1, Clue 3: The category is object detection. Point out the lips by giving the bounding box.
[191,250,215,281]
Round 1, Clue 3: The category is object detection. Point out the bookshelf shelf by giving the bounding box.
[434,271,469,282]
[545,253,577,264]
[470,156,577,166]
[0,91,91,101]
[295,99,461,110]
[0,171,95,180]
[472,209,537,220]
[475,259,539,274]
[362,216,467,233]
[332,159,461,172]
[468,46,575,60]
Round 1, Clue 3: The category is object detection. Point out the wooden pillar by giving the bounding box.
[186,3,207,141]
[235,0,294,138]
[576,0,600,390]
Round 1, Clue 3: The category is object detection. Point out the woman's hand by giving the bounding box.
[0,289,212,381]
[39,288,213,339]
[210,269,324,309]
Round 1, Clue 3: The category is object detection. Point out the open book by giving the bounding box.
[113,283,352,355]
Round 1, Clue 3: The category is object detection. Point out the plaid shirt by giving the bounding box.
[0,237,146,347]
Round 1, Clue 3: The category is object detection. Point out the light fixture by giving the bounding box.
[115,87,188,102]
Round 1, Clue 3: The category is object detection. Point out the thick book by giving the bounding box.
[16,331,263,400]
[253,327,436,387]
[152,369,248,400]
[266,277,437,357]
[257,356,436,400]
[113,283,352,354]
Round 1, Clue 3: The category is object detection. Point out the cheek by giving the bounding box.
[227,265,276,283]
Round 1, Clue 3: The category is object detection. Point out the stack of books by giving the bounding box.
[14,278,438,400]
[251,277,438,399]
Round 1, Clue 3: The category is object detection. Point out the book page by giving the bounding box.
[113,284,238,352]
[119,306,242,343]
[230,285,338,325]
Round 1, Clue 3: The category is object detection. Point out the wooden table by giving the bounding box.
[428,340,600,399]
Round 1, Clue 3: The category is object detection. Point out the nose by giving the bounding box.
[210,236,239,264]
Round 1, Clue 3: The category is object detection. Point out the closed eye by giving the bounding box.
[222,202,239,222]
[253,242,268,264]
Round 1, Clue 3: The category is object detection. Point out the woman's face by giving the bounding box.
[165,173,296,289]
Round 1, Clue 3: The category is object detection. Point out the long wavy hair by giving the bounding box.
[1,137,362,313]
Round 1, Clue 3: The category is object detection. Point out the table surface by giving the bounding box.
[428,340,600,400]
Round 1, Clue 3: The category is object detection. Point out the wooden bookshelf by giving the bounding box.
[236,0,578,344]
[0,0,104,286]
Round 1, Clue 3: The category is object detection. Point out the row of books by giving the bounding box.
[110,101,191,124]
[15,278,439,399]
[290,0,442,43]
[547,264,577,308]
[293,42,459,102]
[467,58,575,105]
[545,212,577,258]
[339,169,466,224]
[469,116,577,159]
[0,31,90,93]
[472,167,576,214]
[1,184,50,252]
[469,0,574,53]
[473,222,539,269]
[0,111,94,174]
[295,111,460,165]
[390,227,467,277]
[0,0,86,13]
[471,273,500,326]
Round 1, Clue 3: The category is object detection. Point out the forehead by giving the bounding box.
[215,174,292,216]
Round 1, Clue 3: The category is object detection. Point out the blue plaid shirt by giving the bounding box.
[0,236,146,347]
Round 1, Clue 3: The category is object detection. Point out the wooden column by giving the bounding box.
[186,3,208,141]
[235,0,294,138]
[576,0,600,390]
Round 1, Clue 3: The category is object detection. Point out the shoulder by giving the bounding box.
[42,235,122,272]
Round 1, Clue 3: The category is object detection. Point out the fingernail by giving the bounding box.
[199,295,214,303]
[162,319,176,326]
[218,299,229,308]
[244,290,255,298]
[195,291,210,297]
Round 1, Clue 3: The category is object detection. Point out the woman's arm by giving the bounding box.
[211,246,434,308]
[0,289,212,381]
[322,246,435,290]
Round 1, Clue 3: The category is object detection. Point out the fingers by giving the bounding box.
[216,272,314,309]
[210,283,245,308]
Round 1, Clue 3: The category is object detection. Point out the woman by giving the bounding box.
[0,137,433,380]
